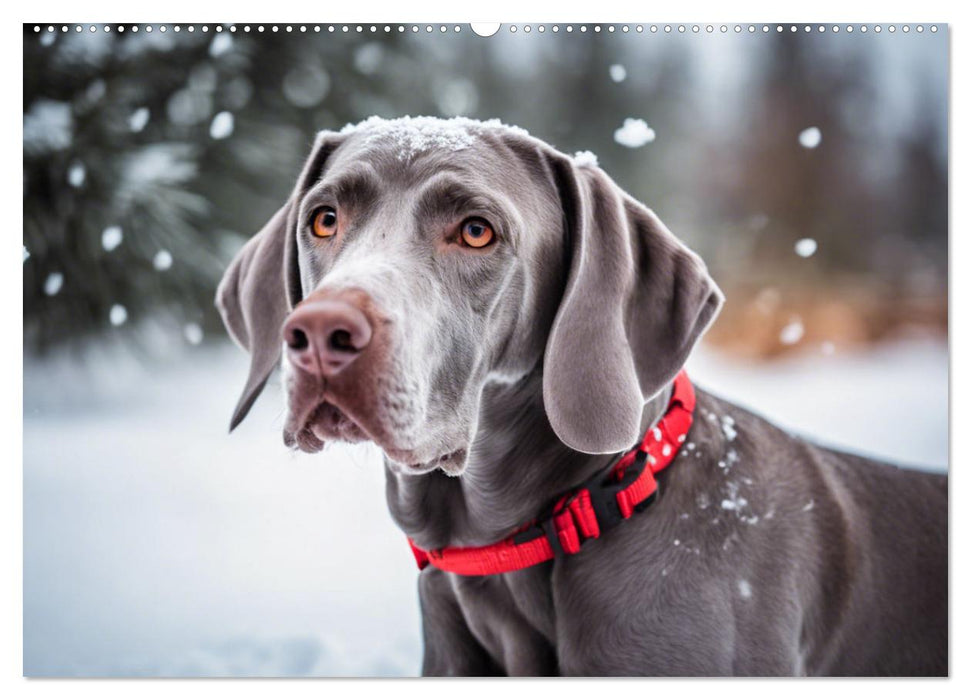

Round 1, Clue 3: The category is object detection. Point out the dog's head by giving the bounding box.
[217,117,722,475]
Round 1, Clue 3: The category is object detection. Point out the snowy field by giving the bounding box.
[23,337,948,677]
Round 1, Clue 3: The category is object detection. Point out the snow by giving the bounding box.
[609,64,627,82]
[23,337,946,675]
[613,118,656,148]
[779,319,805,345]
[339,116,530,161]
[109,304,128,326]
[737,580,753,600]
[573,150,599,168]
[720,415,737,442]
[210,111,235,140]
[184,323,204,345]
[67,161,86,188]
[821,341,836,356]
[23,99,73,154]
[43,272,63,296]
[799,126,822,149]
[720,482,748,512]
[794,238,818,258]
[129,107,150,133]
[124,145,199,189]
[101,226,123,252]
[153,250,174,271]
[209,33,233,58]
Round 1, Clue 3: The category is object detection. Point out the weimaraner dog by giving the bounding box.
[216,116,947,676]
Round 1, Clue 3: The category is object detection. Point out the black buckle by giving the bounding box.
[583,449,653,531]
[510,448,657,556]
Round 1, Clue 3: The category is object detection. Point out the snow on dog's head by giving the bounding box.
[338,115,530,161]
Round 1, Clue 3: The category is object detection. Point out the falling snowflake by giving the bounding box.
[609,64,627,82]
[209,111,235,140]
[67,161,86,188]
[44,272,64,296]
[738,580,753,599]
[129,107,150,133]
[794,238,817,258]
[821,341,836,356]
[799,126,822,149]
[613,118,655,148]
[184,323,204,345]
[209,32,233,58]
[101,226,123,252]
[779,319,805,345]
[109,304,128,327]
[153,250,173,271]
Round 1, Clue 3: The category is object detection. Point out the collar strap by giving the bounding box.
[408,370,696,577]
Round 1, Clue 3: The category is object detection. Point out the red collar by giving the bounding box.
[408,370,696,576]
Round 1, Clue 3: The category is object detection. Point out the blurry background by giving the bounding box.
[23,24,947,676]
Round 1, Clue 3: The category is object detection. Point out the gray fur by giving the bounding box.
[217,117,947,676]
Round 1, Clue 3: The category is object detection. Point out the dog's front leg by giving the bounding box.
[418,568,503,676]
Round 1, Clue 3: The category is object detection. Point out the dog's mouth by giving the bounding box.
[284,400,370,453]
[284,399,469,474]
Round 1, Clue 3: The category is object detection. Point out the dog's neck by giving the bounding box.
[384,369,673,550]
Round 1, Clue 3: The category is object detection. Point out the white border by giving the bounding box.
[5,0,965,697]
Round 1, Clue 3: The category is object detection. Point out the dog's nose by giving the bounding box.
[283,299,372,376]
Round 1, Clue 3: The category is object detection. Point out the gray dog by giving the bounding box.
[216,116,947,676]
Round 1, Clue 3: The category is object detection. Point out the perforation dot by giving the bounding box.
[931,25,938,32]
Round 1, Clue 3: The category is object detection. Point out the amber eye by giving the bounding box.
[460,218,495,248]
[312,208,338,238]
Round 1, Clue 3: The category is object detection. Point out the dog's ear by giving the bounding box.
[542,155,724,454]
[215,131,345,431]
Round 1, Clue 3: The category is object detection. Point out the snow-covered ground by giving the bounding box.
[23,337,948,677]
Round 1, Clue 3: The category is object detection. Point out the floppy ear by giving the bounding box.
[215,131,345,431]
[542,156,724,454]
[216,203,296,430]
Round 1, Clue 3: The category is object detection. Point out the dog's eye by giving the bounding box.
[460,218,495,248]
[312,208,338,238]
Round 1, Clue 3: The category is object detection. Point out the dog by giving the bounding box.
[216,116,947,676]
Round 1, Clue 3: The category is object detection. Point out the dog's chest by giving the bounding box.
[449,567,559,674]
